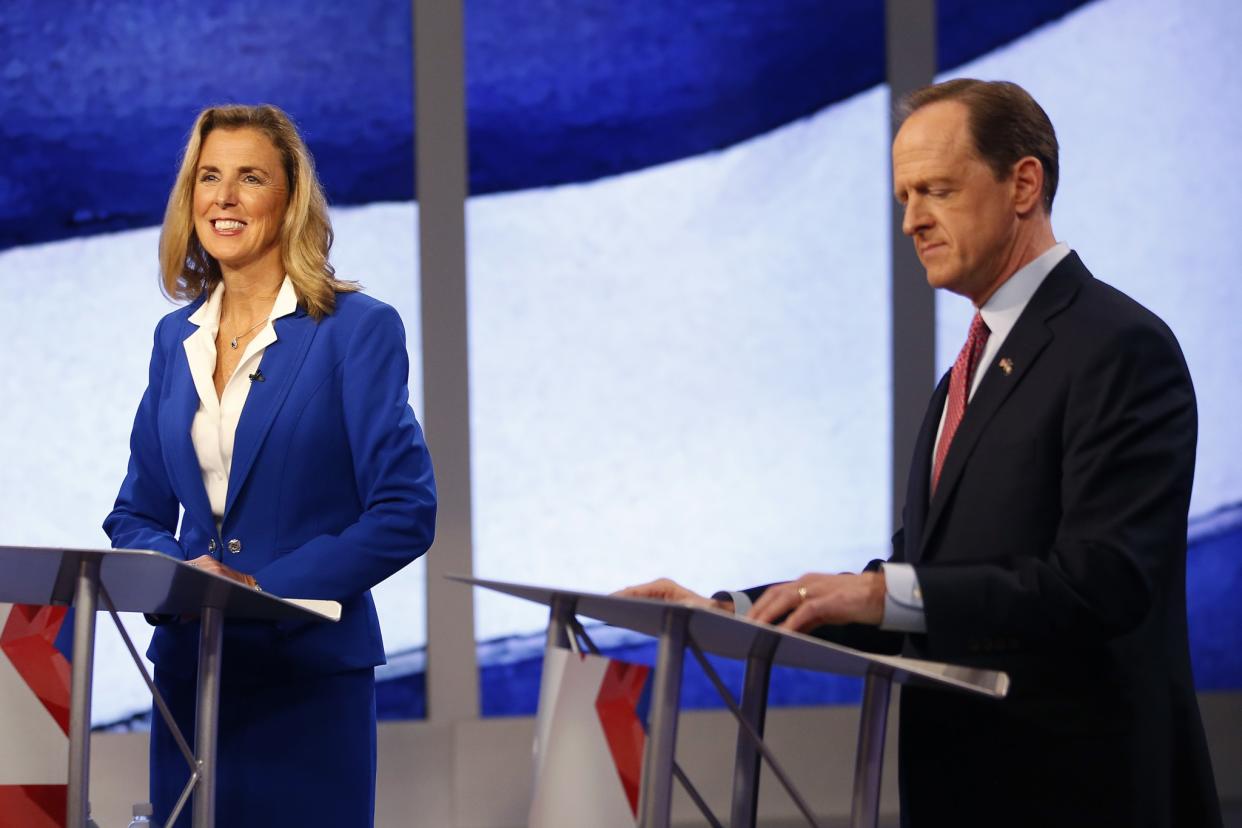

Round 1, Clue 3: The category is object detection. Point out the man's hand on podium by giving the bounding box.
[614,579,733,612]
[750,572,885,632]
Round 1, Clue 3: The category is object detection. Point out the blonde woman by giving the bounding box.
[105,104,436,827]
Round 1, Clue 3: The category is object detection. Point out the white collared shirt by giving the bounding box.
[882,242,1071,633]
[184,276,299,533]
[930,242,1071,459]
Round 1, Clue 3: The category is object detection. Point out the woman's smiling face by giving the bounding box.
[192,127,289,275]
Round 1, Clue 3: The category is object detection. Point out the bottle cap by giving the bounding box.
[134,802,155,816]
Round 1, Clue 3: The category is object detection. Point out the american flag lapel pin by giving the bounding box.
[999,357,1014,375]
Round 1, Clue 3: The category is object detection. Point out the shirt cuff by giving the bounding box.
[879,563,926,633]
[711,590,753,616]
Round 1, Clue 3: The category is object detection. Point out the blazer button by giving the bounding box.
[227,539,242,554]
[208,539,217,552]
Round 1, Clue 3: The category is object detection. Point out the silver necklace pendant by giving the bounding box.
[228,317,266,350]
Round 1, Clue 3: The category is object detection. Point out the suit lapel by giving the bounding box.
[917,253,1088,558]
[223,309,316,520]
[903,372,949,565]
[166,315,215,533]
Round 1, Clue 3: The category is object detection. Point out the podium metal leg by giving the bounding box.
[849,671,893,828]
[637,608,689,828]
[545,595,574,650]
[193,606,224,828]
[67,556,101,828]
[730,642,776,828]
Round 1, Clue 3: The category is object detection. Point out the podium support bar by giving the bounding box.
[67,556,101,828]
[192,606,225,828]
[850,671,893,828]
[730,639,777,828]
[637,607,689,828]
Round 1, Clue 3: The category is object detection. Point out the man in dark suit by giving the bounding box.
[622,79,1221,826]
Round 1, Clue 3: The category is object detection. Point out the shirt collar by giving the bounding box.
[187,280,224,331]
[187,275,299,330]
[270,275,299,321]
[978,242,1070,346]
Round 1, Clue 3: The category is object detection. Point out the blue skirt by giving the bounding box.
[150,666,376,828]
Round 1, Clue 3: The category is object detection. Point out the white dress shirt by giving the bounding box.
[184,277,299,535]
[881,242,1071,632]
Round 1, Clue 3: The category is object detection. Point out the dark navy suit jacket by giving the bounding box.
[745,253,1220,826]
[888,253,1220,826]
[104,289,436,679]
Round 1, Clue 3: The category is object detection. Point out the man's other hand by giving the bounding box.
[614,578,733,612]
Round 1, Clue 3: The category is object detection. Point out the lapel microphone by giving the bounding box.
[249,369,266,383]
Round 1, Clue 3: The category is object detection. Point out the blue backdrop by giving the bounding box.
[1,0,1088,249]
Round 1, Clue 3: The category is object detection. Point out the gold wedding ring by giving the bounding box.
[797,585,808,603]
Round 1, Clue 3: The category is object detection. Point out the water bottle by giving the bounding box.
[129,801,159,827]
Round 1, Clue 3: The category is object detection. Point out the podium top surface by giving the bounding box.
[0,545,339,623]
[451,575,1008,699]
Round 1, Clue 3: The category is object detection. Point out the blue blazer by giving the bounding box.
[104,289,436,679]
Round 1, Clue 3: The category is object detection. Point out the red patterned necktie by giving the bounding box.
[931,312,991,495]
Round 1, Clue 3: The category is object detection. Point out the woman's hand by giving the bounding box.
[186,555,259,590]
[748,572,885,632]
[614,578,733,612]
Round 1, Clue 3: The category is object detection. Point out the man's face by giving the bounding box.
[892,101,1018,304]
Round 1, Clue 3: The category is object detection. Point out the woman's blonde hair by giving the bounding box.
[159,104,358,318]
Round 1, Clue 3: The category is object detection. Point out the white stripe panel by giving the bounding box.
[0,604,69,784]
[529,650,637,827]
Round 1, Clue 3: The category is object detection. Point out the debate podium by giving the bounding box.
[0,545,340,828]
[452,576,1009,828]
